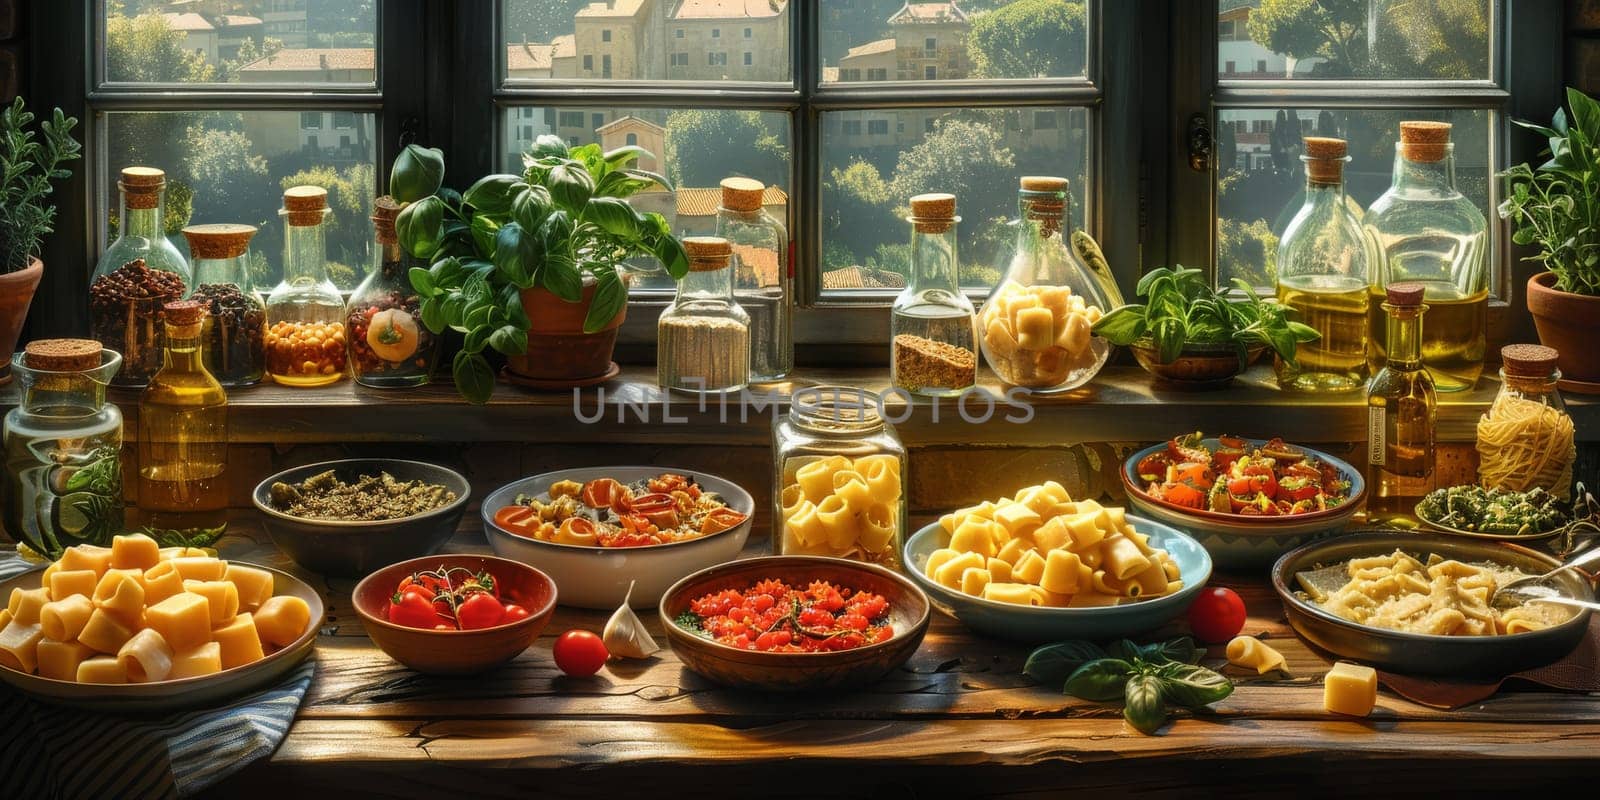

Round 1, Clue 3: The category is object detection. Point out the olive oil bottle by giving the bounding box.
[137,299,229,543]
[1365,283,1435,522]
[1274,137,1370,393]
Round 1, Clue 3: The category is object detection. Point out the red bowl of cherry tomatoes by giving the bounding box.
[353,554,557,675]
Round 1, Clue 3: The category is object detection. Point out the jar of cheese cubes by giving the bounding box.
[978,176,1111,393]
[772,386,906,570]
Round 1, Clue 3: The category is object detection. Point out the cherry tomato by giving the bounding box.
[396,575,435,600]
[1187,587,1247,643]
[553,629,609,676]
[494,505,543,538]
[388,589,439,630]
[502,603,531,624]
[457,591,507,630]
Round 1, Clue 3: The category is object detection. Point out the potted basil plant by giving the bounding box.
[397,136,689,402]
[0,98,81,384]
[1091,265,1320,388]
[1501,87,1600,389]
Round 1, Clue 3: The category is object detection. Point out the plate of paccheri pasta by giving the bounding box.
[903,481,1212,642]
[1273,533,1594,676]
[0,533,322,711]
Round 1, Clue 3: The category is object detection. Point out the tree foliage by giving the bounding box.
[969,0,1086,79]
[890,119,1017,207]
[663,110,789,189]
[280,162,377,288]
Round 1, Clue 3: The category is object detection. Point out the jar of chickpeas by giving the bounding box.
[771,386,906,570]
[263,186,347,387]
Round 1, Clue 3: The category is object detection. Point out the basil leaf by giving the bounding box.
[408,266,436,298]
[1151,316,1186,364]
[583,265,626,333]
[396,195,445,260]
[602,144,651,171]
[487,324,528,356]
[452,350,495,405]
[1089,305,1148,345]
[1123,674,1168,735]
[390,144,444,203]
[548,159,595,210]
[1104,640,1145,664]
[528,134,569,160]
[419,297,445,334]
[1144,637,1203,665]
[540,258,583,303]
[462,174,525,214]
[1023,641,1108,685]
[1157,663,1234,708]
[584,196,644,239]
[511,185,553,231]
[1062,658,1135,702]
[493,222,538,289]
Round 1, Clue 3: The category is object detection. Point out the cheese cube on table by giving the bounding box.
[1323,661,1378,717]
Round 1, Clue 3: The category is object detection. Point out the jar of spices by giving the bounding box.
[184,223,266,387]
[892,193,977,396]
[772,386,906,570]
[345,196,439,387]
[1476,344,1577,499]
[657,236,751,394]
[90,166,192,388]
[2,339,125,559]
[264,186,347,387]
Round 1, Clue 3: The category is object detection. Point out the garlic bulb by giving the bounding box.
[603,581,660,660]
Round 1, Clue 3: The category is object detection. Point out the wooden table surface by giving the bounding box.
[206,515,1600,799]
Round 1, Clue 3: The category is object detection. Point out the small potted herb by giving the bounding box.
[1091,265,1319,387]
[397,137,688,402]
[1502,87,1600,389]
[0,98,81,384]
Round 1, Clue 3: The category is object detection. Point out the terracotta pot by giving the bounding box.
[0,258,43,386]
[1526,271,1600,386]
[503,278,627,384]
[1130,339,1266,388]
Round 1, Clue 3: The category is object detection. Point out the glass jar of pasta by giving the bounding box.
[772,386,906,569]
[1476,344,1576,499]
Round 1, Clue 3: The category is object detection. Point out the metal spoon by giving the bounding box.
[1491,544,1600,610]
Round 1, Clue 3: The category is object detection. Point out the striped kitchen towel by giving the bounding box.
[0,555,315,799]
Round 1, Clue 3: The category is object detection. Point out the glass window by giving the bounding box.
[820,0,1087,83]
[300,111,321,129]
[1215,0,1491,81]
[99,0,377,87]
[602,29,612,42]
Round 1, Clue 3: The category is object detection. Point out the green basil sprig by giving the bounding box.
[1025,637,1232,735]
[1091,265,1320,368]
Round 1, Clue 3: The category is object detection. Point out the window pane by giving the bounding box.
[1215,107,1490,288]
[820,107,1089,292]
[501,107,792,290]
[101,1,376,86]
[1216,0,1490,81]
[104,110,377,292]
[501,0,792,83]
[820,0,1088,83]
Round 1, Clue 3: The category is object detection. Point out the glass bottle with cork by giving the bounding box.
[1364,282,1435,521]
[978,176,1110,393]
[137,300,228,543]
[3,339,125,559]
[1477,344,1576,499]
[892,193,976,396]
[1275,137,1370,393]
[346,196,439,388]
[657,236,751,394]
[90,166,192,388]
[1363,121,1488,392]
[264,185,347,387]
[184,224,266,387]
[715,177,791,383]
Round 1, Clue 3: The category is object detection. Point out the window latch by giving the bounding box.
[1187,114,1212,173]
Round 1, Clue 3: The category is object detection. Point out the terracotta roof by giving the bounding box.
[596,115,666,136]
[577,0,647,18]
[889,2,968,24]
[843,38,896,59]
[822,266,905,290]
[507,42,556,71]
[552,34,577,59]
[161,12,213,31]
[675,186,788,217]
[732,243,779,288]
[237,48,376,72]
[674,0,785,20]
[220,15,263,27]
[821,66,840,81]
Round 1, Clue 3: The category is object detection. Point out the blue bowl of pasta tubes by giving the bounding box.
[903,490,1212,643]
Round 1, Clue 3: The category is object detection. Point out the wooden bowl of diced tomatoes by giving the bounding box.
[353,554,557,675]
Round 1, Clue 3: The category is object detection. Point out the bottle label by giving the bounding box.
[1367,407,1386,466]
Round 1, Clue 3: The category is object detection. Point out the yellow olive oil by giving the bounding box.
[1367,282,1486,393]
[1274,274,1370,393]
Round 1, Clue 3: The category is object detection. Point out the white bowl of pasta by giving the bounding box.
[482,466,755,610]
[1273,533,1594,677]
[902,484,1212,643]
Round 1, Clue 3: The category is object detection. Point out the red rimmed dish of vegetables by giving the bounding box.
[385,565,534,631]
[491,472,749,549]
[675,579,895,653]
[1128,433,1357,520]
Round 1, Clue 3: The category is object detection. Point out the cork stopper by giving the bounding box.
[163,300,207,326]
[182,223,257,260]
[1385,282,1426,307]
[372,196,401,244]
[719,177,765,213]
[1501,344,1560,379]
[119,166,166,210]
[910,193,957,233]
[1020,176,1069,193]
[1020,176,1069,228]
[683,236,733,272]
[282,185,329,227]
[1303,137,1348,185]
[24,339,103,371]
[1399,121,1451,163]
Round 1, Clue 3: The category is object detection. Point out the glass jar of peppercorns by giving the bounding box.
[88,259,187,388]
[184,224,267,387]
[345,196,439,387]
